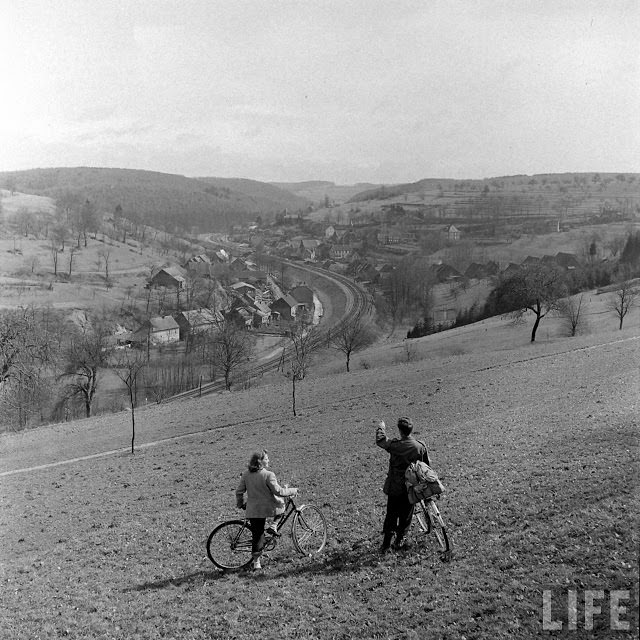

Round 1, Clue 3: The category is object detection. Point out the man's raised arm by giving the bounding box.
[375,419,391,450]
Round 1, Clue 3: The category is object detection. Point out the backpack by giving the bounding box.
[405,460,444,505]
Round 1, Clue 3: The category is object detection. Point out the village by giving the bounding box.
[127,201,590,349]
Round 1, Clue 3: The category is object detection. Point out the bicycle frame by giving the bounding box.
[231,496,299,548]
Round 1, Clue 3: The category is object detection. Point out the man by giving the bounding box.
[375,417,429,551]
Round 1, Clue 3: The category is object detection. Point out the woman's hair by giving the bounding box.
[248,450,268,472]
[397,417,413,436]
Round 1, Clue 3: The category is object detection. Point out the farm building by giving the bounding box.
[184,254,213,277]
[132,316,180,345]
[175,309,223,341]
[149,266,186,289]
[270,294,304,321]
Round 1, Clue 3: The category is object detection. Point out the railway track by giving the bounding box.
[166,263,371,401]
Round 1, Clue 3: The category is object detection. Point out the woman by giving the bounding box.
[236,450,298,570]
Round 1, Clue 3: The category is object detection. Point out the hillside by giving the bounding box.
[347,172,640,226]
[1,301,638,639]
[195,176,311,213]
[272,180,382,206]
[0,168,311,234]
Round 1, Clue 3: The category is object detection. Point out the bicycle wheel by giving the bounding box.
[292,505,327,556]
[427,502,450,554]
[206,520,253,570]
[415,500,432,534]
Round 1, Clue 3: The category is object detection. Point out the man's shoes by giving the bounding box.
[393,538,410,551]
[252,558,262,570]
[266,523,279,536]
[380,532,394,553]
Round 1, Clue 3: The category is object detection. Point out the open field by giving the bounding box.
[1,294,638,639]
[0,191,163,311]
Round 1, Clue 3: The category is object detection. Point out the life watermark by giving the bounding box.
[542,587,638,633]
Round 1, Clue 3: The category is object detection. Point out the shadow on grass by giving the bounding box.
[266,543,397,579]
[127,540,437,591]
[125,568,226,592]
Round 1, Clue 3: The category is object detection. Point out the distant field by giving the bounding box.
[0,191,167,311]
[0,292,637,639]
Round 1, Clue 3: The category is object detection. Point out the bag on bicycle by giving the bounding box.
[405,460,444,505]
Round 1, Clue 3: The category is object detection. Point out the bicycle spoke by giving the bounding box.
[207,521,254,570]
[292,505,327,556]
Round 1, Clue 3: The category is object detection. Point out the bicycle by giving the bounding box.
[415,494,452,561]
[206,495,327,571]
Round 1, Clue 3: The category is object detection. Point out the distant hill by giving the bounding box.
[271,181,382,205]
[196,177,310,214]
[0,167,311,234]
[347,172,640,223]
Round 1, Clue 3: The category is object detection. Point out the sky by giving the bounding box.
[0,0,638,184]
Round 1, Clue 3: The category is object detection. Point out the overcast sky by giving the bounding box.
[1,1,638,184]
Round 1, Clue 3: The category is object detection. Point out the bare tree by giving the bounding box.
[556,294,587,337]
[608,281,639,330]
[606,236,626,258]
[381,257,434,336]
[49,238,60,276]
[491,264,567,342]
[27,255,40,274]
[0,308,54,429]
[210,321,253,390]
[97,248,111,283]
[284,317,319,416]
[67,246,78,277]
[59,319,111,417]
[114,351,146,453]
[0,307,51,386]
[330,310,376,372]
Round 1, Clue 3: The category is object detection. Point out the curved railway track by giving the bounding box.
[167,263,371,401]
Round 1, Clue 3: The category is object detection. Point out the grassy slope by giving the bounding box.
[0,310,638,639]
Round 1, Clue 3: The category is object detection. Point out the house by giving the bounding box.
[251,300,272,326]
[521,255,540,266]
[289,285,315,314]
[353,262,379,284]
[149,266,186,289]
[232,300,272,328]
[443,225,461,242]
[132,315,180,345]
[432,307,457,327]
[376,263,395,284]
[555,252,581,270]
[485,261,500,276]
[175,309,223,341]
[229,281,257,297]
[430,263,462,283]
[378,227,405,245]
[270,294,305,321]
[325,225,336,240]
[464,263,488,280]
[212,249,229,263]
[330,243,363,261]
[184,254,213,277]
[299,239,320,261]
[502,262,521,275]
[229,257,248,273]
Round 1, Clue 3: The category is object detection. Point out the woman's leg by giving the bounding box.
[249,518,266,555]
